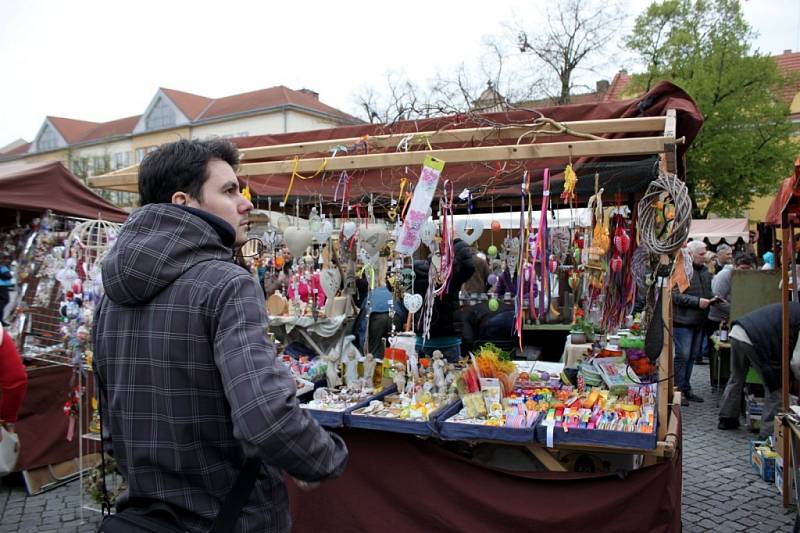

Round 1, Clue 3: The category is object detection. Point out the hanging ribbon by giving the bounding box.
[283,156,329,205]
[436,180,455,296]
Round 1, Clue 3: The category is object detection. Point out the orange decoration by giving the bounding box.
[275,256,285,268]
[491,220,502,232]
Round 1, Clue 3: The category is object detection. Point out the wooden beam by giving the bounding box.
[238,116,668,160]
[238,136,680,176]
[662,110,678,174]
[658,254,674,444]
[781,216,791,506]
[526,445,567,472]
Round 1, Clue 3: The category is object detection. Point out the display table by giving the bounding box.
[561,337,594,368]
[268,315,354,357]
[288,406,683,533]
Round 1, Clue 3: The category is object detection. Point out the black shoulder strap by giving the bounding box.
[209,457,260,532]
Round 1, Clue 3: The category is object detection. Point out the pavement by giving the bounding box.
[0,365,797,532]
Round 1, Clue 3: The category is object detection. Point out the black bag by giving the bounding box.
[95,361,260,533]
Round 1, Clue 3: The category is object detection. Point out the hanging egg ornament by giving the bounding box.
[491,220,502,232]
[573,247,581,265]
[488,298,500,312]
[487,244,498,258]
[568,271,580,291]
[549,254,558,273]
[610,254,623,273]
[487,273,498,286]
[275,255,285,269]
[614,229,631,254]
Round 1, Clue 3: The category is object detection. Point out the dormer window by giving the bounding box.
[145,97,176,130]
[37,124,60,151]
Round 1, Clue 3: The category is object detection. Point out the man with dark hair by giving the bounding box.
[94,138,347,532]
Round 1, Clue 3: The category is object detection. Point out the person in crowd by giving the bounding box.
[263,246,292,297]
[412,239,476,362]
[0,254,13,327]
[761,250,776,270]
[709,253,755,331]
[718,302,800,436]
[714,244,733,273]
[462,248,490,296]
[460,300,516,355]
[0,323,28,437]
[93,139,347,532]
[704,251,718,275]
[672,240,714,404]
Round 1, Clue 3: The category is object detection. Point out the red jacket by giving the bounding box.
[0,331,27,423]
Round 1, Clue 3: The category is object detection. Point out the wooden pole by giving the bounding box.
[781,215,791,506]
[658,253,674,444]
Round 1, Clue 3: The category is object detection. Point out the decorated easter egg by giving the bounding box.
[487,245,498,257]
[488,298,499,312]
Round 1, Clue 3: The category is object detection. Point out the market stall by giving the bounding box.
[764,157,800,506]
[0,163,126,494]
[89,81,701,530]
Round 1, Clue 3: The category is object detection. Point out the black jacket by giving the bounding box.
[733,302,800,390]
[413,239,476,338]
[672,263,713,327]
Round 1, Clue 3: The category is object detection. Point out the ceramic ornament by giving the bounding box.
[284,227,313,258]
[342,221,357,239]
[403,293,423,314]
[455,219,484,245]
[314,219,333,244]
[418,221,437,248]
[320,268,342,316]
[359,224,388,257]
[487,245,498,258]
[276,215,291,233]
[488,298,499,312]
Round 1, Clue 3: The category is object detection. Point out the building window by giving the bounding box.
[37,125,60,152]
[145,97,176,130]
[136,148,146,163]
[114,151,132,169]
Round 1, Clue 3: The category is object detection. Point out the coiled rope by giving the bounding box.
[636,172,692,255]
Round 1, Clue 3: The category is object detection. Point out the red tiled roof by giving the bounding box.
[604,72,633,102]
[160,88,213,120]
[0,141,30,156]
[48,116,99,144]
[774,51,800,103]
[197,86,359,122]
[78,115,140,143]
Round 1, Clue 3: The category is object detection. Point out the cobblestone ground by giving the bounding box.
[0,364,797,532]
[682,364,796,532]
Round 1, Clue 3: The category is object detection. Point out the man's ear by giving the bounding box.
[171,191,188,205]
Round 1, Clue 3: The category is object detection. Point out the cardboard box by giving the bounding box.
[746,399,763,432]
[774,415,788,459]
[750,440,777,482]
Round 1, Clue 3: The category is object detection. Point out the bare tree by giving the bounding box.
[351,37,540,123]
[517,0,624,104]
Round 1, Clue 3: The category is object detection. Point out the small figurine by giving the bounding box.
[393,361,407,396]
[341,335,363,388]
[324,349,341,388]
[362,353,377,387]
[343,349,360,388]
[432,350,446,395]
[407,350,420,382]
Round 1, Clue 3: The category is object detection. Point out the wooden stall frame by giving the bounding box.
[90,112,685,465]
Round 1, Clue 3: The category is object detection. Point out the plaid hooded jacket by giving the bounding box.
[93,204,347,532]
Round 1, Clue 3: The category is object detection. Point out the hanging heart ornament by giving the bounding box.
[418,221,438,248]
[455,219,484,245]
[403,293,423,314]
[314,220,333,244]
[283,227,313,258]
[276,215,291,233]
[342,221,357,239]
[359,224,388,257]
[320,268,341,316]
[614,230,631,254]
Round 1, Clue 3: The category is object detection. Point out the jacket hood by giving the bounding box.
[102,204,234,305]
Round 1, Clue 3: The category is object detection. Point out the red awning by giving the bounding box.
[232,80,703,203]
[765,159,800,226]
[0,161,128,222]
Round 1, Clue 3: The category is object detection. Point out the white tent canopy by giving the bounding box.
[688,218,749,245]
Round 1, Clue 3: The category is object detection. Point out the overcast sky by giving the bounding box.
[1,0,798,149]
